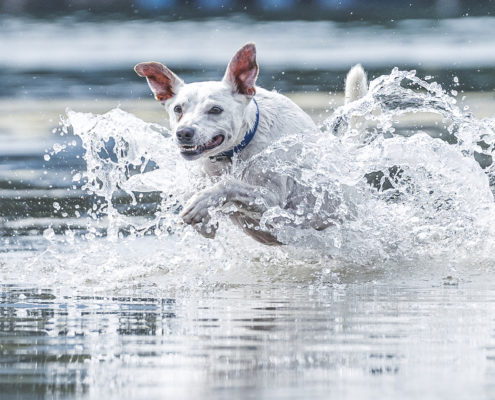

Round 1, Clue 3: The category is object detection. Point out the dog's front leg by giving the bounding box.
[179,185,225,239]
[180,180,278,237]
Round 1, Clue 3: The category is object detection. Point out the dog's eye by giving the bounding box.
[208,106,223,115]
[173,105,183,114]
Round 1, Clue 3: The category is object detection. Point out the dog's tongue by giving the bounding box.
[206,135,223,149]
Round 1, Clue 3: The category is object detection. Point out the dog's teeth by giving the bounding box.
[181,144,198,152]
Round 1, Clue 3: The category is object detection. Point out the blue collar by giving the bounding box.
[212,98,259,160]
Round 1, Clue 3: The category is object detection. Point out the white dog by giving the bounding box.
[135,43,367,244]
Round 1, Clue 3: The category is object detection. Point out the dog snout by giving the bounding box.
[176,127,196,144]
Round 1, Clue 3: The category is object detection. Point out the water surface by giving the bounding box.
[2,277,495,400]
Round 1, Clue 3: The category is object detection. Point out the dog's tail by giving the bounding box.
[345,64,368,104]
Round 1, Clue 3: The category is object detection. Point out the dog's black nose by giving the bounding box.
[176,127,195,144]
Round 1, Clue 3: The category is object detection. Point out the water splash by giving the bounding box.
[19,69,495,289]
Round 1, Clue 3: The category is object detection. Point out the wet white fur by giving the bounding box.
[153,55,367,244]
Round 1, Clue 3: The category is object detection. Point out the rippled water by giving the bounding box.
[2,281,495,400]
[2,69,495,399]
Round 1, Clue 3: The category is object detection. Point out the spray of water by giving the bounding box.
[10,69,495,290]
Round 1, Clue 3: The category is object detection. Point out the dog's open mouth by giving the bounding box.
[180,134,225,158]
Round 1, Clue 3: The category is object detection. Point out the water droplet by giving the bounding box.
[43,228,55,240]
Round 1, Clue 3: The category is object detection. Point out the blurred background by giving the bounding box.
[1,0,495,100]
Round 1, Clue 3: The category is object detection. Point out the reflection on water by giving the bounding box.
[1,282,495,400]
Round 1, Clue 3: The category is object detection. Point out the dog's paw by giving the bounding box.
[180,188,226,226]
[194,221,218,239]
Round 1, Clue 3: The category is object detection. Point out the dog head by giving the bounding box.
[135,43,259,160]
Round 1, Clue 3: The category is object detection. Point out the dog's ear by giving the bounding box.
[223,43,258,96]
[134,62,183,102]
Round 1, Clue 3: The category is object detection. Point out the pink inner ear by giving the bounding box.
[135,62,175,101]
[226,44,258,95]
